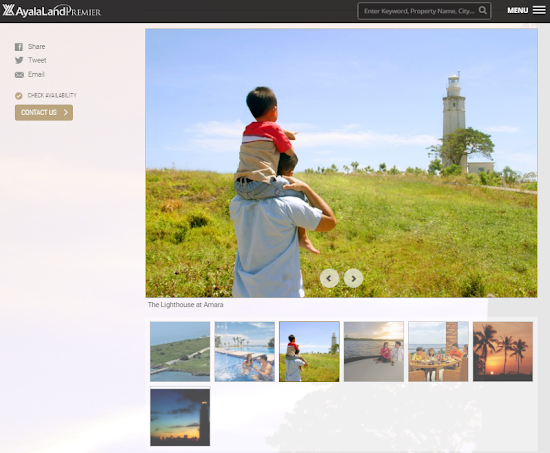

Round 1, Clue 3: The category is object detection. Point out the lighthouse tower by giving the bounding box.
[442,73,466,170]
[199,401,210,445]
[331,332,336,347]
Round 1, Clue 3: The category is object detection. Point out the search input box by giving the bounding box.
[358,2,492,20]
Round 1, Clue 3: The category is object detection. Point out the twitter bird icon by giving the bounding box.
[15,57,23,64]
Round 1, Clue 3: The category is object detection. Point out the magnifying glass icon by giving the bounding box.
[479,5,487,14]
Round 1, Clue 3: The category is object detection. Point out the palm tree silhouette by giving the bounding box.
[474,324,499,375]
[510,339,528,375]
[498,335,514,375]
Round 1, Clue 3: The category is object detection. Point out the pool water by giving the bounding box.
[215,352,274,382]
[222,347,275,354]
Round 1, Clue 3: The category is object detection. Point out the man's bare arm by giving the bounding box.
[282,176,336,232]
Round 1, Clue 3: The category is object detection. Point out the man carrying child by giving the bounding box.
[230,87,336,298]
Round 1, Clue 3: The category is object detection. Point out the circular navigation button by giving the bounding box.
[344,268,363,288]
[320,269,339,288]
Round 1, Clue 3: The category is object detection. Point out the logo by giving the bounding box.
[15,71,24,78]
[2,4,101,18]
[15,42,23,51]
[15,56,23,64]
[3,4,15,15]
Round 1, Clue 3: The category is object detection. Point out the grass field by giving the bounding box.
[151,337,210,374]
[146,170,537,297]
[279,353,340,382]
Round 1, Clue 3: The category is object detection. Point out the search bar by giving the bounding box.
[358,2,492,20]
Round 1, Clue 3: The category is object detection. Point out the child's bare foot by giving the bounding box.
[299,235,320,254]
[298,227,320,255]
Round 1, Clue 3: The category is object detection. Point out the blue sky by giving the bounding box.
[150,322,210,346]
[409,322,469,345]
[215,322,274,345]
[151,388,209,439]
[344,322,403,340]
[280,321,339,353]
[146,29,537,174]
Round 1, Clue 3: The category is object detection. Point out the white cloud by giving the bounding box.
[177,120,438,154]
[219,333,250,343]
[409,322,445,329]
[184,119,244,138]
[279,343,331,352]
[484,125,520,133]
[247,322,274,330]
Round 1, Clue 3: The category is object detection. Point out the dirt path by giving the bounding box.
[165,347,210,365]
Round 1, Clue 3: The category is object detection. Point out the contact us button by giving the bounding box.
[15,104,73,121]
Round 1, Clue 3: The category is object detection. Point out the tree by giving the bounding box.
[498,336,514,375]
[363,165,374,174]
[379,163,387,172]
[215,336,221,348]
[427,127,495,166]
[474,324,499,375]
[180,354,189,361]
[522,171,537,182]
[428,158,442,175]
[479,170,502,186]
[268,337,274,347]
[388,165,400,175]
[342,165,350,174]
[510,339,528,375]
[502,166,521,186]
[440,164,463,176]
[330,343,339,354]
[351,161,359,172]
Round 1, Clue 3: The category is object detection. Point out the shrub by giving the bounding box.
[465,173,480,184]
[161,199,182,212]
[188,211,210,228]
[180,354,189,361]
[479,171,502,187]
[460,273,486,297]
[441,164,463,176]
[147,217,188,244]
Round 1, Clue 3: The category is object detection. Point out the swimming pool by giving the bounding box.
[222,347,275,354]
[215,352,274,382]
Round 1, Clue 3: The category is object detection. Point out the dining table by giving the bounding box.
[409,357,459,381]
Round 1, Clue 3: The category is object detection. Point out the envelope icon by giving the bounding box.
[15,72,24,78]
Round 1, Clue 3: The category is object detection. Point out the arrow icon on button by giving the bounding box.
[64,109,68,116]
[352,276,356,282]
[326,276,331,282]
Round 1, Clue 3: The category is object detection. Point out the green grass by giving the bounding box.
[151,337,210,374]
[146,170,537,297]
[169,350,210,373]
[279,353,340,382]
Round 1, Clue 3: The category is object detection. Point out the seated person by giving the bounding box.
[252,355,273,381]
[286,335,308,372]
[391,341,404,361]
[241,353,254,375]
[374,342,391,364]
[411,347,426,362]
[449,343,464,370]
[234,86,319,254]
[424,348,437,381]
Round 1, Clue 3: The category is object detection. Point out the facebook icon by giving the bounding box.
[15,43,23,51]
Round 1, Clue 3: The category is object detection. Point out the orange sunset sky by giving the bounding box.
[474,322,533,375]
